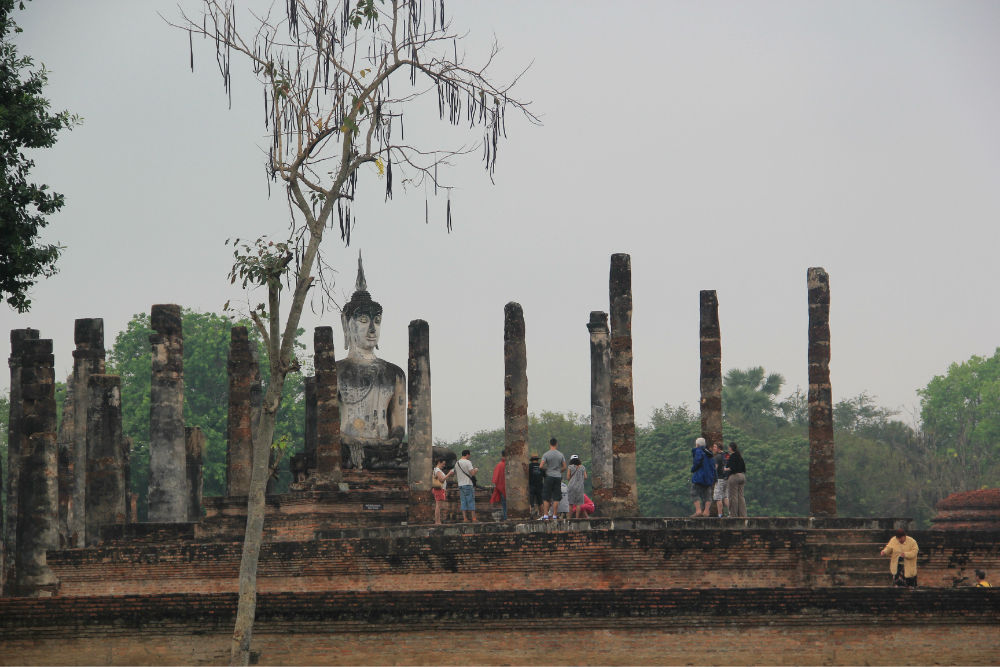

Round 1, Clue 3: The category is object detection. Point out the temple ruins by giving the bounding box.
[1,255,997,665]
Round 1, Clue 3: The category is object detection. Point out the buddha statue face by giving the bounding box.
[343,311,381,354]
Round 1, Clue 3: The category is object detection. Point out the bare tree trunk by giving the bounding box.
[229,212,325,665]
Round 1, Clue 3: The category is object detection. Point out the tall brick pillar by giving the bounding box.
[407,320,434,523]
[504,302,530,520]
[587,312,613,508]
[147,305,187,522]
[808,267,836,517]
[186,427,205,521]
[85,374,126,547]
[14,338,59,596]
[226,326,255,497]
[609,254,639,516]
[699,290,723,451]
[3,328,38,596]
[314,327,341,483]
[71,319,104,546]
[56,375,74,548]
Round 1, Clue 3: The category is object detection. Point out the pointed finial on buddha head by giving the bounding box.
[355,250,367,293]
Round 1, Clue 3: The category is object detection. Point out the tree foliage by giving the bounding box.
[0,0,80,312]
[919,348,1000,478]
[722,366,787,431]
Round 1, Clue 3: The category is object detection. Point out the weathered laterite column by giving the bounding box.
[56,375,74,547]
[407,320,434,523]
[609,254,639,516]
[699,290,723,451]
[587,312,613,508]
[3,328,38,595]
[85,374,126,547]
[147,305,187,523]
[314,327,341,483]
[186,427,205,521]
[808,267,836,517]
[70,319,104,547]
[226,326,255,497]
[14,337,59,596]
[504,302,530,520]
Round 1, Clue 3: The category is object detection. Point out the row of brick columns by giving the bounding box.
[697,268,837,518]
[2,307,206,597]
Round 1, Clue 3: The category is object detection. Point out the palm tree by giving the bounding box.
[722,367,786,428]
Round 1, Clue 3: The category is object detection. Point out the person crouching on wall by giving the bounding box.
[881,528,919,588]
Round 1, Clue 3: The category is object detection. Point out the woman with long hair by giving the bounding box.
[726,442,747,518]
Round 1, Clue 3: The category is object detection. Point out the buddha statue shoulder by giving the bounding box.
[337,255,407,470]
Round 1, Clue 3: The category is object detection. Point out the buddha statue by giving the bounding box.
[337,255,408,470]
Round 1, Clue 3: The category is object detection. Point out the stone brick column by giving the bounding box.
[407,320,434,523]
[808,268,836,517]
[699,290,723,451]
[14,338,59,596]
[71,319,104,546]
[587,312,613,507]
[56,375,74,548]
[504,302,530,520]
[609,254,639,516]
[314,327,341,483]
[85,374,125,547]
[147,305,187,523]
[186,427,205,521]
[3,328,38,595]
[226,326,255,497]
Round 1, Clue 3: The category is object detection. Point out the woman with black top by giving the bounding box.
[725,442,747,518]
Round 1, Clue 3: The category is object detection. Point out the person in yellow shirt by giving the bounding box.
[880,528,918,588]
[974,570,991,587]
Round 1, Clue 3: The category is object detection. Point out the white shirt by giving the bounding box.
[455,459,475,487]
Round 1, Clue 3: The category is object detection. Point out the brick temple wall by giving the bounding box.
[47,527,1000,597]
[1,589,997,666]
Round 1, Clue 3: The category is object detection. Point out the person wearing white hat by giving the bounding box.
[689,437,716,517]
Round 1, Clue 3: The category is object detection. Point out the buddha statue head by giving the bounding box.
[341,253,383,358]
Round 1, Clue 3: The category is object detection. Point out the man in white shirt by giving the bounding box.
[455,449,479,522]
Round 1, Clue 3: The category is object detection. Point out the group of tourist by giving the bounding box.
[690,437,747,517]
[430,438,595,524]
[528,438,594,520]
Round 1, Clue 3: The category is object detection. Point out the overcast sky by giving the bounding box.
[4,1,999,442]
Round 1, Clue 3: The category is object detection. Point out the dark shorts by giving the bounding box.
[689,482,712,504]
[894,563,917,588]
[542,476,563,502]
[529,486,543,507]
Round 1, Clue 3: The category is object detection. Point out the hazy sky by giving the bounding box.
[4,1,999,442]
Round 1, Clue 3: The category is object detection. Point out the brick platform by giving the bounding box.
[1,588,997,665]
[47,521,1000,597]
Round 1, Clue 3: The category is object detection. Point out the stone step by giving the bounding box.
[807,543,887,557]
